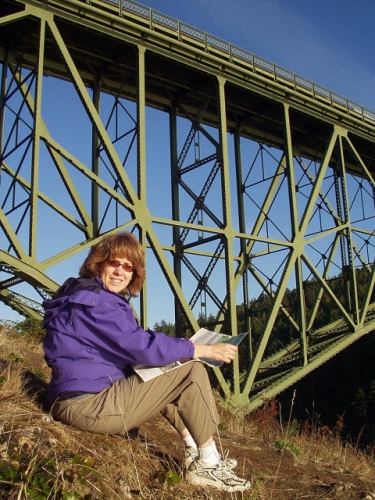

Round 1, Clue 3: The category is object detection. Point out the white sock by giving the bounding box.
[198,442,220,466]
[183,435,197,449]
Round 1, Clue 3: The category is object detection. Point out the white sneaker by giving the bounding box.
[186,459,251,492]
[184,447,238,469]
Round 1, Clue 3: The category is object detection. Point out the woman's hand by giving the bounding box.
[192,342,238,364]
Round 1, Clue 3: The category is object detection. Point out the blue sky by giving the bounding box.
[142,0,375,111]
[1,0,374,325]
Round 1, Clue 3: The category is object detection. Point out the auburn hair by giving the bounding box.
[79,232,145,297]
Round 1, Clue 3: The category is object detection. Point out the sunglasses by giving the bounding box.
[106,260,134,273]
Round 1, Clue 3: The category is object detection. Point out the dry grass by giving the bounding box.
[1,322,375,499]
[0,361,186,499]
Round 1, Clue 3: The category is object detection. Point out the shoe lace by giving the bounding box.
[220,449,230,466]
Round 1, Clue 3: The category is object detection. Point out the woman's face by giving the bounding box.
[98,257,134,294]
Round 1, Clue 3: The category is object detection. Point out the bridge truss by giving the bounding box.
[1,0,375,412]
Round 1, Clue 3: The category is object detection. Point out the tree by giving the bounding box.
[153,320,175,337]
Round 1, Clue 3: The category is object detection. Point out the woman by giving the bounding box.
[43,232,250,493]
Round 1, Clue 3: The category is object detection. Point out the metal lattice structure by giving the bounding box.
[1,0,375,412]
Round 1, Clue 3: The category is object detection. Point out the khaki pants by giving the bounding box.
[51,361,220,446]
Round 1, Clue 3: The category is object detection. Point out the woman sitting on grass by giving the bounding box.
[43,232,251,493]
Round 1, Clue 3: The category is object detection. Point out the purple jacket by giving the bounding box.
[43,276,194,405]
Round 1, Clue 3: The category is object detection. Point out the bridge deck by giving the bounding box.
[1,0,375,174]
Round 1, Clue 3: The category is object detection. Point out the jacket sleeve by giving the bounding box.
[59,288,195,368]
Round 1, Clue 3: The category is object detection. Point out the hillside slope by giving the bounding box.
[1,323,375,499]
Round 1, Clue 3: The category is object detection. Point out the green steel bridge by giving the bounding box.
[1,0,375,413]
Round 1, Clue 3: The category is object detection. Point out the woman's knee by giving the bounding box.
[188,361,211,385]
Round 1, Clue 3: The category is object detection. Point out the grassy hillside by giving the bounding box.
[1,321,375,499]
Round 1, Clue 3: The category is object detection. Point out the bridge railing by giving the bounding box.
[98,0,375,124]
